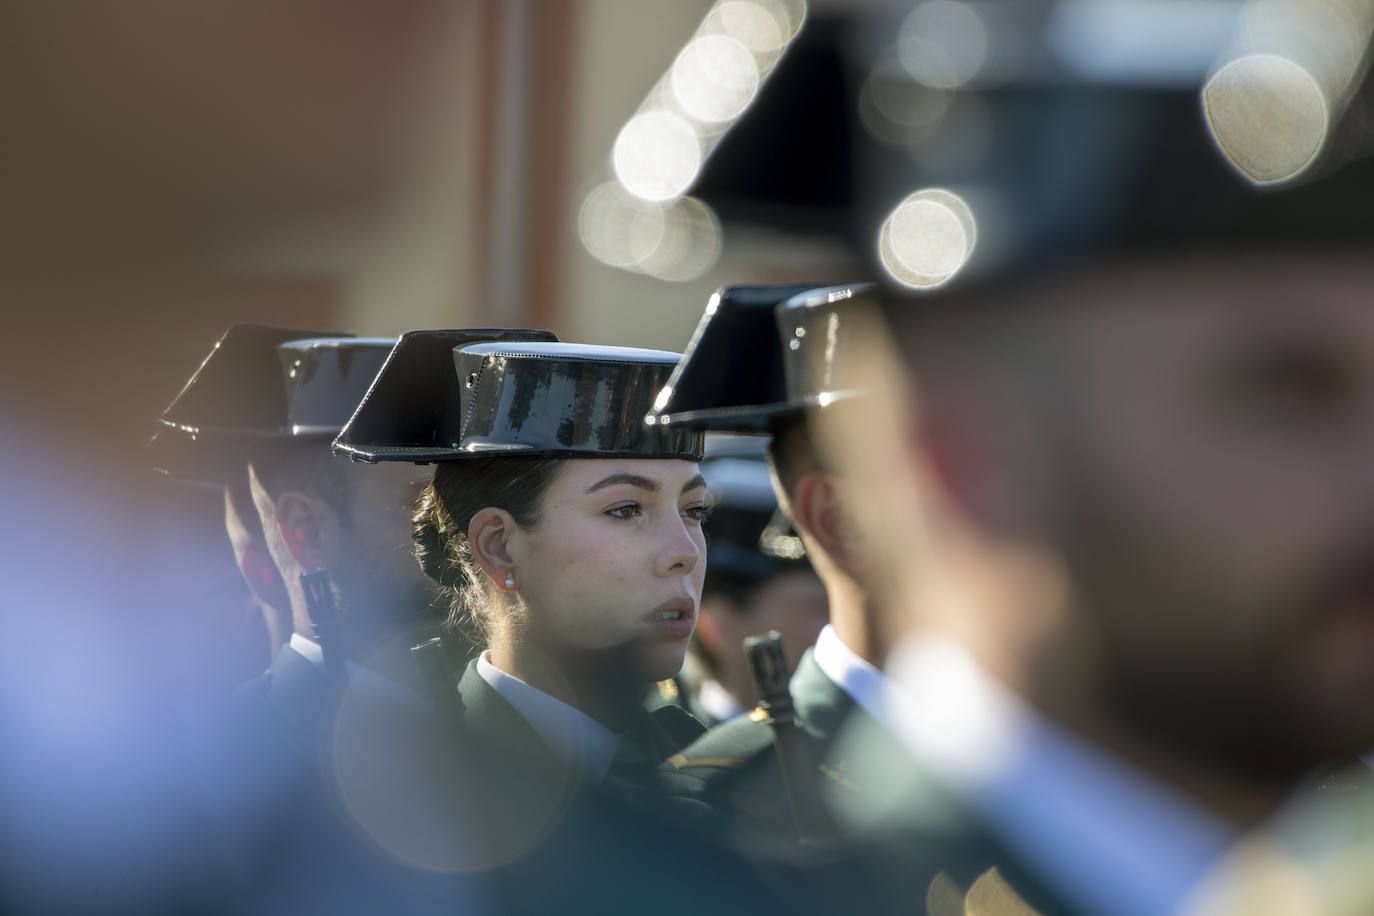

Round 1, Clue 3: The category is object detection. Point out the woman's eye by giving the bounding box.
[606,503,642,520]
[681,504,711,523]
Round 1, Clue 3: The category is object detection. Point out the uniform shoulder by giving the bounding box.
[664,709,776,774]
[656,712,779,812]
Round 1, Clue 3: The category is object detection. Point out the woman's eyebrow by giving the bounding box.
[680,474,707,494]
[585,473,659,494]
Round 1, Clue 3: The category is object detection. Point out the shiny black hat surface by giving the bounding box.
[277,337,397,435]
[775,282,876,411]
[647,282,872,432]
[150,324,377,483]
[458,342,702,460]
[332,328,558,464]
[645,283,828,432]
[690,2,1374,294]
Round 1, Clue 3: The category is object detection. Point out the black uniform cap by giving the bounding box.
[338,337,702,462]
[459,342,703,460]
[150,324,391,485]
[332,328,558,464]
[646,282,874,432]
[645,283,826,432]
[690,1,1374,297]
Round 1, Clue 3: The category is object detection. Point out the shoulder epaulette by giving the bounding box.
[664,712,776,771]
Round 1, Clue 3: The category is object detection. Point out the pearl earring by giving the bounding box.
[504,571,516,590]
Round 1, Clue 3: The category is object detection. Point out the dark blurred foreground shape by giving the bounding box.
[750,2,1374,915]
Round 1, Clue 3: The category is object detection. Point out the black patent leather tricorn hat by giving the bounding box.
[644,283,828,432]
[646,282,873,432]
[150,324,392,483]
[454,342,703,460]
[332,328,557,463]
[774,282,876,411]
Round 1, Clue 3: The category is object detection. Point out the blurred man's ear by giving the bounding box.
[275,492,334,572]
[239,544,290,612]
[792,470,868,577]
[223,486,290,610]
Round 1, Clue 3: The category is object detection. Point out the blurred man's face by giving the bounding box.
[333,462,439,628]
[1027,252,1374,774]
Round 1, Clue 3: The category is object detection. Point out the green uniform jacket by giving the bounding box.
[449,658,829,915]
[658,649,1092,916]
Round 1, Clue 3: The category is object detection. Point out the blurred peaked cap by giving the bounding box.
[332,328,558,464]
[645,283,834,433]
[849,0,1374,298]
[776,283,879,410]
[150,323,354,485]
[457,342,703,461]
[276,338,397,435]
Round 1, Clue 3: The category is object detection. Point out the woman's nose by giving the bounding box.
[654,514,702,578]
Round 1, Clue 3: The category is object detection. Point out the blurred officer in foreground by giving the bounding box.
[153,324,334,667]
[659,434,828,727]
[801,2,1374,913]
[648,283,924,855]
[0,4,472,912]
[153,325,443,706]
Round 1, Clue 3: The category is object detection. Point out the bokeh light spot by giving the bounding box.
[639,196,723,282]
[878,188,977,289]
[580,185,721,282]
[613,111,702,202]
[579,182,665,269]
[672,35,761,124]
[899,1,988,89]
[704,0,788,54]
[1203,54,1328,185]
[859,53,951,146]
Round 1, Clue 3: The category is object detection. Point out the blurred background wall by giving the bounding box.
[330,0,866,350]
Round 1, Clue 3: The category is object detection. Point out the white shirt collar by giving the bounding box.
[476,651,620,782]
[811,623,892,730]
[281,633,416,703]
[288,632,324,666]
[885,636,1234,916]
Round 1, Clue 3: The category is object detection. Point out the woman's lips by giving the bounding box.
[647,597,696,639]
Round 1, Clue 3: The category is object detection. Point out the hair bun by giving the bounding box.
[412,491,465,590]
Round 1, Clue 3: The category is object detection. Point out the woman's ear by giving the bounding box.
[468,507,518,590]
[276,492,333,572]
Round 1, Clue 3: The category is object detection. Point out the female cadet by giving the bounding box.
[332,332,710,869]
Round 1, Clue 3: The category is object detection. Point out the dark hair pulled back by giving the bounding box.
[412,457,566,642]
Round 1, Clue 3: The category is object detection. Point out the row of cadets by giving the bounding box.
[149,326,509,912]
[153,326,826,913]
[151,325,413,702]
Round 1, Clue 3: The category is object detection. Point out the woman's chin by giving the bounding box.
[636,641,689,683]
